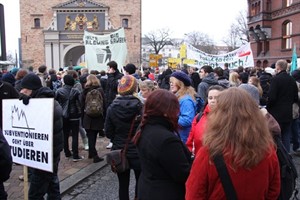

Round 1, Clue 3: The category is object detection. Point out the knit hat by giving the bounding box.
[21,73,42,90]
[10,68,19,76]
[118,75,137,96]
[170,71,191,86]
[63,74,75,86]
[124,63,136,75]
[292,69,300,82]
[238,84,260,105]
[2,72,16,86]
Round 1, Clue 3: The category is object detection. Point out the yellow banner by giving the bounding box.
[180,44,187,59]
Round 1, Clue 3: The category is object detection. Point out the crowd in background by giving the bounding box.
[0,58,299,199]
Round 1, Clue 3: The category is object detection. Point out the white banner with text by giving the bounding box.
[84,28,128,71]
[2,98,54,172]
[186,42,254,69]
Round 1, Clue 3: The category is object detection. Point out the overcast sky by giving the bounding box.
[0,0,247,54]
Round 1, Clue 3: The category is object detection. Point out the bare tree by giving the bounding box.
[144,29,173,54]
[185,31,217,54]
[223,10,248,51]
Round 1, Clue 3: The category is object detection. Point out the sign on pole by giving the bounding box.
[2,98,54,172]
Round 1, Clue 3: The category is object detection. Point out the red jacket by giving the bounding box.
[186,147,280,200]
[186,105,210,155]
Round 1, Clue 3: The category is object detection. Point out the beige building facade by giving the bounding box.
[19,0,141,71]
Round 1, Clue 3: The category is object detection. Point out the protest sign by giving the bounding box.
[2,98,54,172]
[186,42,254,69]
[84,28,128,71]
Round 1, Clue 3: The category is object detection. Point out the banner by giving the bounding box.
[3,99,54,172]
[84,28,128,71]
[186,43,254,69]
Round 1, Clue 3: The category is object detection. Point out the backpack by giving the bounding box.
[195,94,204,114]
[0,131,13,182]
[84,89,103,117]
[274,135,298,200]
[52,80,62,92]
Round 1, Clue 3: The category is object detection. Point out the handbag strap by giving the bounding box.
[123,115,137,154]
[213,154,238,200]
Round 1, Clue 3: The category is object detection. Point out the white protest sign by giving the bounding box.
[2,98,54,172]
[186,42,254,69]
[84,28,128,71]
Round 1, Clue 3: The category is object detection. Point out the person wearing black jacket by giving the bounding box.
[0,129,12,200]
[55,75,83,161]
[267,59,299,152]
[105,61,123,149]
[0,81,19,129]
[19,73,63,199]
[105,61,123,109]
[105,75,143,200]
[189,66,201,92]
[133,89,192,200]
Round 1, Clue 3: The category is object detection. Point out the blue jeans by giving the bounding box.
[28,169,61,200]
[279,122,292,153]
[291,118,300,151]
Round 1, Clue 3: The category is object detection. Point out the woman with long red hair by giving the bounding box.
[134,89,192,200]
[186,87,280,200]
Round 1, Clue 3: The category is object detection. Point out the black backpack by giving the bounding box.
[274,135,298,200]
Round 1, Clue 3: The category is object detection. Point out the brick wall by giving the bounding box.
[20,0,141,69]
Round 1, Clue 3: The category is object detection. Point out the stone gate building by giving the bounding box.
[19,0,141,71]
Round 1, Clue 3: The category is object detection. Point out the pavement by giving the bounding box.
[4,136,111,200]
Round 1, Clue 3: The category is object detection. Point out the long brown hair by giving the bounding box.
[134,89,180,144]
[203,87,274,169]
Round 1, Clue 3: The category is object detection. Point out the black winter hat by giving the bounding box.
[63,74,75,86]
[21,73,42,90]
[171,71,191,86]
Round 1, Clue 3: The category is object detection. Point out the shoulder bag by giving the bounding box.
[106,115,137,173]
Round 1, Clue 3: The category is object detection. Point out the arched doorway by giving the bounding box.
[63,45,85,67]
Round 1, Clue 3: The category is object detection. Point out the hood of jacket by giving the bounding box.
[110,95,142,121]
[202,72,218,85]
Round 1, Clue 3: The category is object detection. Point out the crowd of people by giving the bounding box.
[0,58,299,199]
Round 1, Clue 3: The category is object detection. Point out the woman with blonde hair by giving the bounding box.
[229,71,240,87]
[170,71,197,143]
[138,79,156,103]
[81,74,105,163]
[248,76,263,97]
[186,87,280,200]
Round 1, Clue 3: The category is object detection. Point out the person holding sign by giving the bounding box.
[19,73,63,199]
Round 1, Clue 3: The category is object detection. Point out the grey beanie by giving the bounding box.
[238,84,260,105]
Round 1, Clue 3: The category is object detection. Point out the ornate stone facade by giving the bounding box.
[247,0,300,65]
[19,0,141,70]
